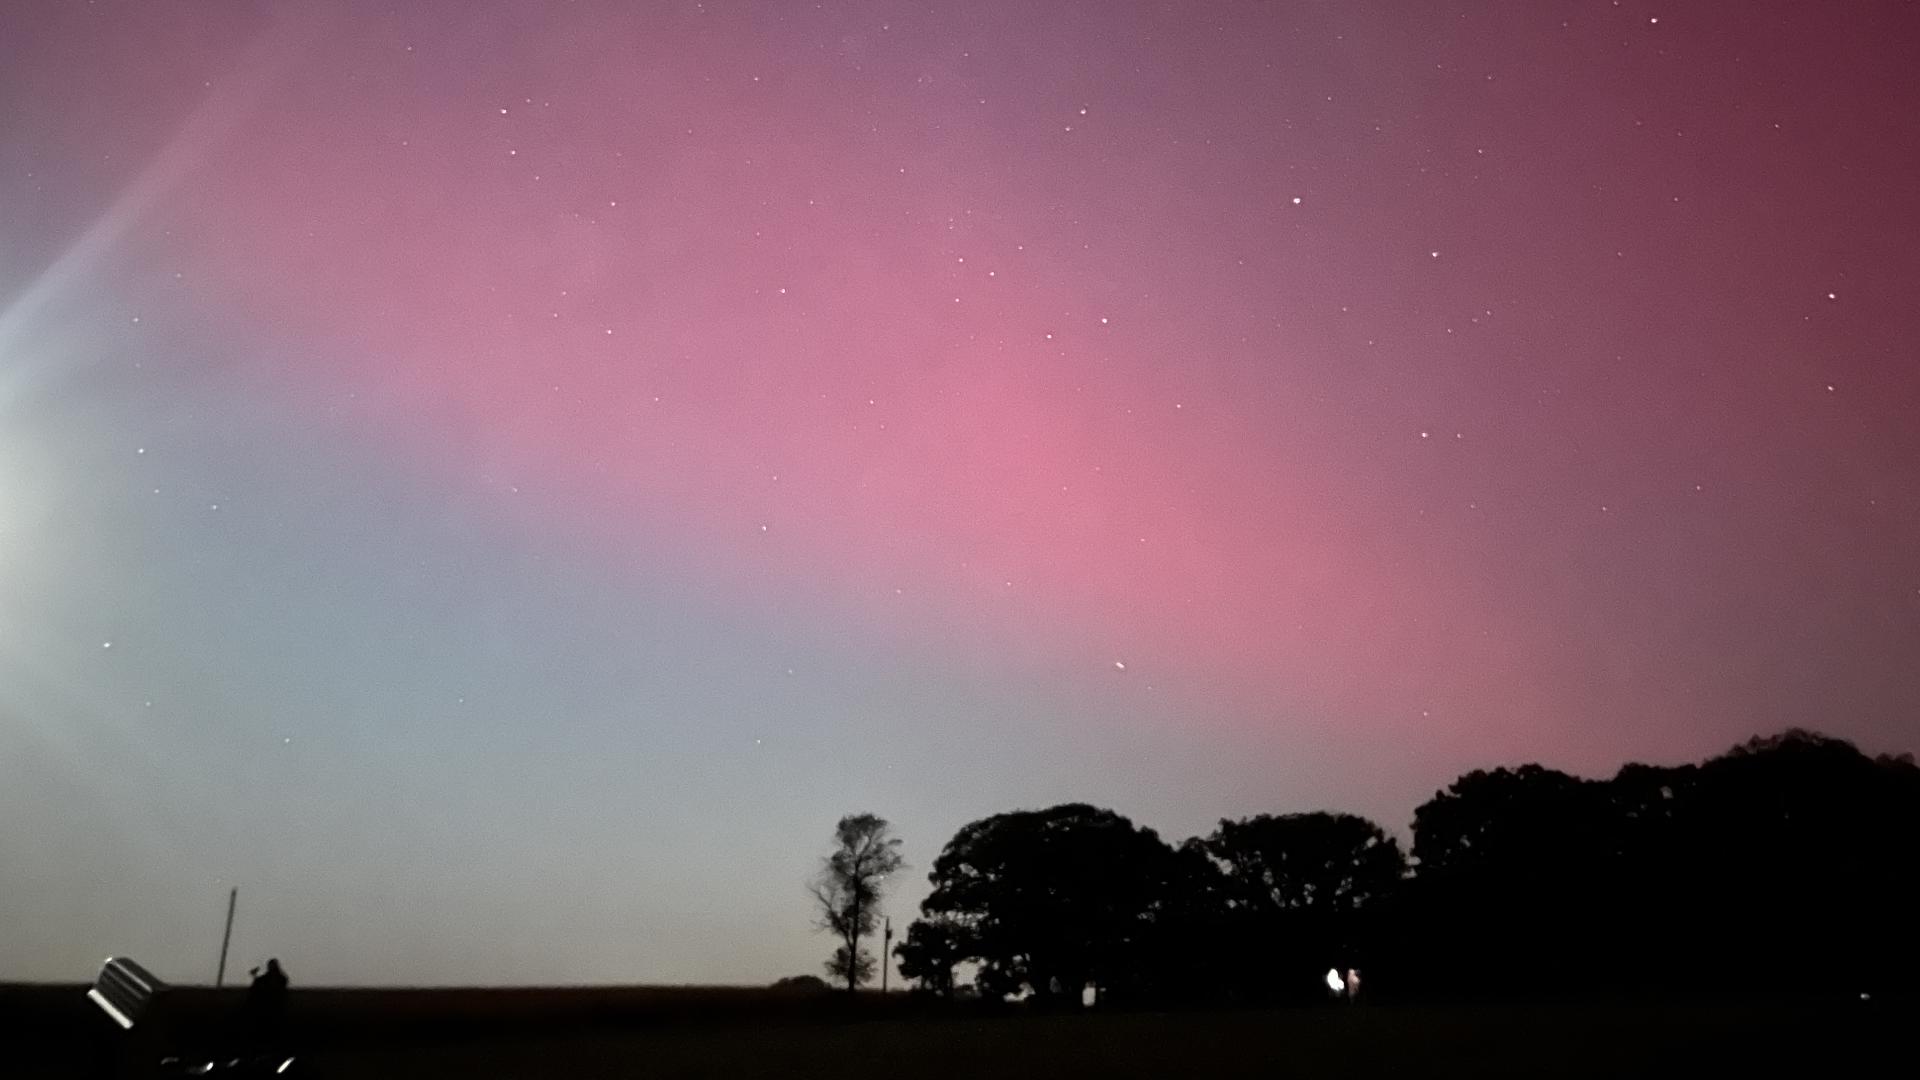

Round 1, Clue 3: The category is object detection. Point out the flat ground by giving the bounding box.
[4,986,1907,1078]
[294,1001,1907,1079]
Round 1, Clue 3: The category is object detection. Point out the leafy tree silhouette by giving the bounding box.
[893,915,970,997]
[887,729,1918,1005]
[809,813,905,993]
[1392,730,1920,998]
[1202,812,1405,1000]
[915,803,1178,1004]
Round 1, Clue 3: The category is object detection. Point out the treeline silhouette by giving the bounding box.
[892,729,1920,1004]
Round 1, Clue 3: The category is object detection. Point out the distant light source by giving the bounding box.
[1326,967,1360,999]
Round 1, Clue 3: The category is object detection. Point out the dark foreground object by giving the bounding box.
[4,985,1909,1079]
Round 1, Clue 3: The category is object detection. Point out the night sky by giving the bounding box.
[3,1,1916,986]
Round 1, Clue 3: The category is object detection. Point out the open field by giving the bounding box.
[3,984,1909,1078]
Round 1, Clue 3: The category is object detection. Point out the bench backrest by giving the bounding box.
[88,956,166,1030]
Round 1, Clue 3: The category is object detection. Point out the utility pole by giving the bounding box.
[881,917,892,993]
[215,887,238,988]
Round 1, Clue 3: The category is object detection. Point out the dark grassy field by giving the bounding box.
[3,984,1908,1078]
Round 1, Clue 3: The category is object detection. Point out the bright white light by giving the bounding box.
[1326,968,1344,993]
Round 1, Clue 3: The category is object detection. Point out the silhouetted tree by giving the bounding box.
[809,813,906,992]
[893,914,971,996]
[1678,729,1920,994]
[825,944,875,990]
[1202,812,1405,999]
[919,803,1179,1002]
[770,974,831,993]
[1403,764,1613,995]
[1207,811,1404,913]
[1389,730,1920,999]
[1135,838,1233,1003]
[1411,764,1603,879]
[890,728,1919,1006]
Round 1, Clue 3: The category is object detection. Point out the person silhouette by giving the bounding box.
[243,958,289,1053]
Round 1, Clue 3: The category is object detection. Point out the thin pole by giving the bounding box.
[881,917,892,993]
[215,887,238,988]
